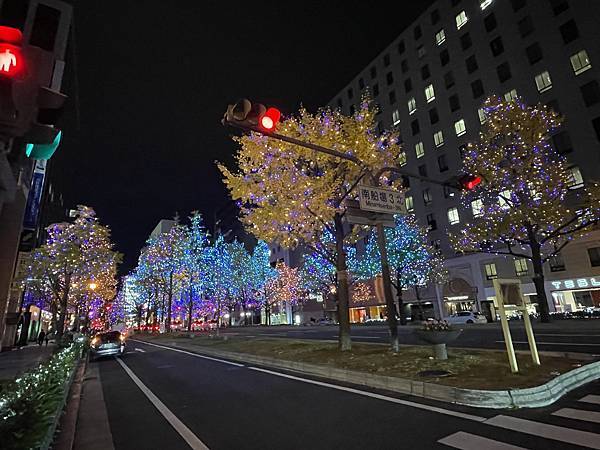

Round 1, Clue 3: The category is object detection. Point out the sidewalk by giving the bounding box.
[0,343,56,381]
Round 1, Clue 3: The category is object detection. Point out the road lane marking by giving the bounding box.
[484,414,600,449]
[247,366,486,422]
[438,431,526,449]
[131,340,244,367]
[536,334,600,337]
[116,358,209,450]
[495,340,599,346]
[580,395,600,405]
[552,407,600,424]
[135,348,146,353]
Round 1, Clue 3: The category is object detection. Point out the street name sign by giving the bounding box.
[358,184,406,215]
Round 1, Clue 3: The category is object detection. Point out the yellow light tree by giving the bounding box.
[219,96,402,350]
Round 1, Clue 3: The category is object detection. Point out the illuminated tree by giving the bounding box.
[350,282,373,305]
[26,206,120,338]
[263,262,304,325]
[352,214,445,326]
[450,97,600,322]
[219,96,402,350]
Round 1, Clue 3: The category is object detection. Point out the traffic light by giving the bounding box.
[0,26,25,80]
[223,99,280,133]
[459,174,482,190]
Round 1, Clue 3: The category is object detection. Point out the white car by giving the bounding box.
[445,311,487,324]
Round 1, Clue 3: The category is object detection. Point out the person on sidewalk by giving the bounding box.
[44,333,50,346]
[37,330,46,346]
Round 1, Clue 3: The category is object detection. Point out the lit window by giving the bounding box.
[535,70,553,93]
[435,29,446,45]
[456,11,468,30]
[405,195,414,212]
[471,198,484,217]
[514,258,529,276]
[447,207,460,225]
[498,189,512,209]
[454,118,467,136]
[478,108,487,124]
[569,166,584,189]
[425,84,436,103]
[415,141,425,158]
[433,130,444,147]
[392,109,401,125]
[484,263,497,280]
[398,152,407,166]
[480,0,493,10]
[504,89,518,101]
[408,97,417,115]
[570,50,591,75]
[423,189,433,206]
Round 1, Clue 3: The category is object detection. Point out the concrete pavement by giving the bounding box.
[0,342,56,381]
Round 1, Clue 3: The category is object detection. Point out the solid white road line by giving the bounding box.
[438,431,527,450]
[116,358,209,450]
[552,407,600,424]
[485,415,600,449]
[580,394,600,405]
[247,366,486,422]
[495,340,599,346]
[536,334,600,337]
[130,340,244,367]
[134,348,146,353]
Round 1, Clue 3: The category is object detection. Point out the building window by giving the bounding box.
[389,90,397,104]
[383,54,390,67]
[421,65,431,80]
[426,213,437,230]
[568,166,584,189]
[336,98,343,109]
[484,13,497,32]
[480,0,493,10]
[425,84,436,103]
[478,108,487,124]
[373,83,379,96]
[432,239,441,250]
[414,25,422,40]
[471,79,484,98]
[386,71,394,85]
[438,154,449,172]
[429,108,439,125]
[552,131,572,154]
[434,130,444,147]
[510,0,526,11]
[418,164,428,177]
[456,11,468,30]
[398,152,407,168]
[398,40,405,54]
[570,50,592,75]
[459,144,468,158]
[559,20,579,44]
[358,78,365,89]
[518,16,534,38]
[404,78,414,94]
[408,97,417,114]
[455,119,467,136]
[444,71,455,89]
[431,9,440,24]
[401,59,409,73]
[549,0,569,15]
[443,185,453,198]
[436,29,446,45]
[447,207,460,225]
[466,55,478,74]
[405,195,414,212]
[392,109,401,125]
[440,49,450,66]
[497,62,512,83]
[548,254,566,272]
[580,80,600,107]
[423,189,433,206]
[471,198,484,217]
[484,263,498,280]
[411,119,420,136]
[593,117,600,142]
[588,247,600,267]
[349,105,356,115]
[460,33,472,50]
[370,66,377,79]
[415,141,425,158]
[490,36,504,57]
[417,46,426,59]
[449,94,460,112]
[526,42,543,65]
[504,89,518,101]
[535,70,553,93]
[347,88,353,99]
[498,189,512,209]
[514,258,529,276]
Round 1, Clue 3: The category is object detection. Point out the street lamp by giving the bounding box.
[88,282,97,291]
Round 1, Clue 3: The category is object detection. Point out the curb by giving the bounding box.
[138,338,600,409]
[54,354,88,450]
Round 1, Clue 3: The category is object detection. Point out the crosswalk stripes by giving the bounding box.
[438,393,600,449]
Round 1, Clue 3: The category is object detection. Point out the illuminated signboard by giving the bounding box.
[551,277,600,290]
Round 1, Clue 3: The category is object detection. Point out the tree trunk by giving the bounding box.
[376,223,399,352]
[396,274,407,326]
[166,273,173,332]
[334,213,352,351]
[415,286,425,321]
[530,240,550,323]
[56,273,72,339]
[187,280,194,332]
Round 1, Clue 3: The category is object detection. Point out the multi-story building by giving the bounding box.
[328,0,600,320]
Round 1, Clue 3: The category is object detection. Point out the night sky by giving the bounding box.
[53,1,433,274]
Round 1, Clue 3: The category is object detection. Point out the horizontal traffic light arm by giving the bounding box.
[374,166,463,191]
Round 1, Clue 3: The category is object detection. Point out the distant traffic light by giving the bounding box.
[223,99,280,132]
[459,174,482,190]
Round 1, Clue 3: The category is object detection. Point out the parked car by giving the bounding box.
[90,330,126,360]
[445,311,487,324]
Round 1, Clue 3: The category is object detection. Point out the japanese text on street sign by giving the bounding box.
[358,185,406,215]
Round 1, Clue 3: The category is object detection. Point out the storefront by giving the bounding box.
[349,304,386,323]
[550,276,600,312]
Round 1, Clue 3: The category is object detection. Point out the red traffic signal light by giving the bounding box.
[259,107,280,132]
[0,26,24,80]
[460,174,482,190]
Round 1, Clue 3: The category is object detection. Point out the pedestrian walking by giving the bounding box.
[37,330,46,346]
[44,332,50,346]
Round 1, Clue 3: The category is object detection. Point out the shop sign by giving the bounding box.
[550,277,600,290]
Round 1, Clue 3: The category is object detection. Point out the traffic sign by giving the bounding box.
[358,184,406,215]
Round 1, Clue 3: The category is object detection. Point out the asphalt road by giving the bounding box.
[93,340,600,450]
[216,321,600,355]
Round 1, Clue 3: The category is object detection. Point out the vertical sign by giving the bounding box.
[23,159,47,230]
